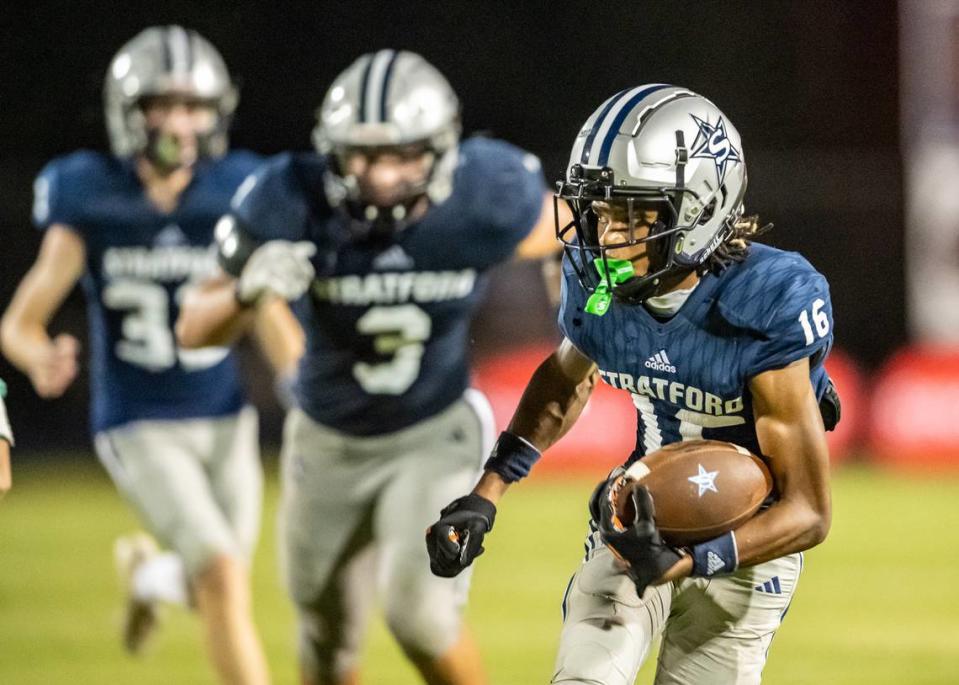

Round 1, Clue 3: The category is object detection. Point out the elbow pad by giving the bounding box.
[215,215,260,278]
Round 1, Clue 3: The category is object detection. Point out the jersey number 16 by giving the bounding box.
[798,298,829,346]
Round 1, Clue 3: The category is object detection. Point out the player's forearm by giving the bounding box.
[1,270,58,376]
[732,495,830,567]
[0,312,53,377]
[176,278,255,348]
[2,226,85,375]
[472,469,511,503]
[252,298,304,376]
[474,346,596,504]
[507,351,597,452]
[734,430,831,565]
[738,359,832,566]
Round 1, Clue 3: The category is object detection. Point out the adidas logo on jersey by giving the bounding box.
[153,223,188,248]
[372,245,414,271]
[644,350,676,373]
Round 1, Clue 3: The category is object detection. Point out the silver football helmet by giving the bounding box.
[104,26,237,162]
[313,49,461,237]
[557,84,748,304]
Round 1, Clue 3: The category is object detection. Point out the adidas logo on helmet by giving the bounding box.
[644,350,676,374]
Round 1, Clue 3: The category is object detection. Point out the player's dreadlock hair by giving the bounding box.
[701,213,773,276]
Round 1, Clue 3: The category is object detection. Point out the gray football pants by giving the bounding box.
[552,544,802,685]
[278,391,494,681]
[94,407,262,577]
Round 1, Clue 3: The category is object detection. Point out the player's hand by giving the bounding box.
[30,333,80,398]
[591,478,685,598]
[236,240,317,305]
[425,493,497,578]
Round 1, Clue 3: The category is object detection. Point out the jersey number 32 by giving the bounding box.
[103,279,229,372]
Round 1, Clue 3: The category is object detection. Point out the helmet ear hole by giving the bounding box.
[719,183,730,209]
[699,198,717,225]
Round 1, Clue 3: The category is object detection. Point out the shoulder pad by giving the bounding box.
[714,245,834,377]
[213,149,265,186]
[446,138,545,263]
[558,255,589,338]
[229,152,317,242]
[713,244,828,336]
[457,137,542,188]
[32,151,115,229]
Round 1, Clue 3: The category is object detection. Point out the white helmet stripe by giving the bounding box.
[185,30,197,71]
[167,25,191,73]
[363,49,396,123]
[588,84,668,166]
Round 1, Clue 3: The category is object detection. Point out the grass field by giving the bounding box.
[1,457,958,684]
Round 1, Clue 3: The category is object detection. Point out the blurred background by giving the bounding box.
[1,1,957,684]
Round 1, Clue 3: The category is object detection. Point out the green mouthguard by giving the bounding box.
[584,258,634,316]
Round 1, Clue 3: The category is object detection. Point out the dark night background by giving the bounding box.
[0,1,902,450]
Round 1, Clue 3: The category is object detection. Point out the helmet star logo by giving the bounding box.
[688,464,719,497]
[689,114,742,185]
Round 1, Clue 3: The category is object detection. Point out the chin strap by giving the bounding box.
[343,193,425,242]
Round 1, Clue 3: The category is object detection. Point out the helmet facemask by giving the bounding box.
[324,138,449,242]
[558,85,749,313]
[314,50,462,244]
[133,94,228,175]
[557,162,728,311]
[104,27,237,168]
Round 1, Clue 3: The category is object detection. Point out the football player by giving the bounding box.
[427,85,839,684]
[176,50,567,685]
[0,378,12,499]
[0,27,292,685]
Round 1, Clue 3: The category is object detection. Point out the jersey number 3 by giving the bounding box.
[798,298,829,346]
[353,304,432,395]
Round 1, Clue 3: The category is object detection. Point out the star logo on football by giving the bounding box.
[689,114,742,185]
[688,464,719,497]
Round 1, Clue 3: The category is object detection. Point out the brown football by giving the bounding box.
[611,440,773,546]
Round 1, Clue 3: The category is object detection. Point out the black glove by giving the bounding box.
[819,379,842,431]
[592,478,683,597]
[425,493,497,578]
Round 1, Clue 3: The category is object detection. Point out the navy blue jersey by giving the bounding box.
[33,150,262,433]
[225,137,545,435]
[559,243,834,461]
